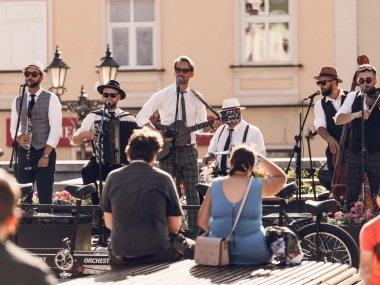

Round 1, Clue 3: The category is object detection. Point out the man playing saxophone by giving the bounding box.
[10,60,62,205]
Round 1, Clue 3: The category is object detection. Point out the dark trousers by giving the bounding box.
[160,146,199,236]
[108,234,195,270]
[344,150,380,211]
[16,147,56,204]
[81,156,120,205]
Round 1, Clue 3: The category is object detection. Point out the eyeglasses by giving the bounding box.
[358,78,374,84]
[316,80,333,86]
[175,68,192,74]
[102,93,119,98]
[24,71,41,78]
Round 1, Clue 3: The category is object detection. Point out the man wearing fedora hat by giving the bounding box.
[71,80,139,216]
[335,64,380,210]
[313,66,348,189]
[136,55,221,239]
[203,98,265,176]
[10,60,62,205]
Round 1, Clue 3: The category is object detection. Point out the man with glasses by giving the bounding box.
[71,80,138,224]
[136,55,221,239]
[313,66,347,190]
[202,98,266,176]
[335,64,380,210]
[10,60,62,205]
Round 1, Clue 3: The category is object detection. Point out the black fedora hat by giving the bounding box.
[97,80,126,100]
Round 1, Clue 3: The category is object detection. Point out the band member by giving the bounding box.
[202,98,265,175]
[100,127,194,269]
[335,64,380,210]
[71,80,139,217]
[313,67,347,185]
[136,55,221,239]
[0,169,57,284]
[10,60,62,205]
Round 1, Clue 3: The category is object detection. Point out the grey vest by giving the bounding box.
[16,91,52,150]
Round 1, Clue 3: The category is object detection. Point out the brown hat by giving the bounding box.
[313,66,343,83]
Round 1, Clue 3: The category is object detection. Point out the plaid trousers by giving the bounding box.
[344,150,380,210]
[160,146,199,235]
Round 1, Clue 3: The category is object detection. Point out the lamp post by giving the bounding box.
[65,86,102,159]
[47,46,70,101]
[96,44,119,85]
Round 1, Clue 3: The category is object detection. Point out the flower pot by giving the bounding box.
[339,225,362,246]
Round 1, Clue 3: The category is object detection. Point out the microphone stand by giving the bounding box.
[171,82,181,197]
[360,86,367,208]
[9,86,28,178]
[94,104,108,247]
[285,96,315,212]
[305,130,318,200]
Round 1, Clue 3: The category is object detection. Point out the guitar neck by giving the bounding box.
[179,120,213,136]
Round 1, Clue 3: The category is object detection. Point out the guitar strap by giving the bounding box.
[190,89,220,119]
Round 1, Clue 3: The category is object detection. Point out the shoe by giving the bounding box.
[92,210,100,228]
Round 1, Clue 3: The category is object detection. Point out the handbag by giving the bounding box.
[194,178,253,266]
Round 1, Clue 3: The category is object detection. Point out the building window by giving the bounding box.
[242,0,294,65]
[107,0,156,69]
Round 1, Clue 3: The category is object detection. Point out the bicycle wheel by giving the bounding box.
[297,223,359,268]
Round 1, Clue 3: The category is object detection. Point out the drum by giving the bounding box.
[199,160,219,184]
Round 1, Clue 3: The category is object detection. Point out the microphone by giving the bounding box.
[20,82,31,87]
[302,90,321,101]
[176,77,183,87]
[105,101,111,109]
[360,85,365,95]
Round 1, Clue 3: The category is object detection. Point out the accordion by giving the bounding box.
[95,119,138,166]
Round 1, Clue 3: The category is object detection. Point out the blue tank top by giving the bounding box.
[209,177,272,265]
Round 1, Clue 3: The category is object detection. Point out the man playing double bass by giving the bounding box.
[335,64,380,210]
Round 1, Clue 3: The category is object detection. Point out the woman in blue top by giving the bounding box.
[198,144,287,265]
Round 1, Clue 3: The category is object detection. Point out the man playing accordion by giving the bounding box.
[71,80,139,227]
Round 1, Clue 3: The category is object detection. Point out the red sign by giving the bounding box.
[6,118,77,147]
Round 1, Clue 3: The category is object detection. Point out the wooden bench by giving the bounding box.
[61,260,363,285]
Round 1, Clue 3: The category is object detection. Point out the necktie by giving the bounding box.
[28,94,36,117]
[220,129,233,174]
[180,91,187,123]
[109,112,116,120]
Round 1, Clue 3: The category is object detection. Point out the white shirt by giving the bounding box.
[334,91,369,124]
[70,108,136,146]
[10,88,62,148]
[207,119,266,166]
[314,89,346,130]
[136,83,208,144]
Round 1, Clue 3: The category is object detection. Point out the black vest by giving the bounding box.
[349,93,380,154]
[321,92,347,141]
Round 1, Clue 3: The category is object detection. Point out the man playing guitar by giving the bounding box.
[136,55,221,239]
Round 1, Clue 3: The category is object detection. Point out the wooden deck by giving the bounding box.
[61,260,363,285]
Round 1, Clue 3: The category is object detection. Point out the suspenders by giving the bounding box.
[217,124,250,143]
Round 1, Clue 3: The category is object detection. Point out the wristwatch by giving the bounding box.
[43,153,50,159]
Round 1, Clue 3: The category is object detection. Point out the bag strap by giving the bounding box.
[225,178,253,241]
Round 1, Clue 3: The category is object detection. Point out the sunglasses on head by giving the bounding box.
[24,71,41,78]
[358,78,374,85]
[175,68,192,74]
[316,79,332,86]
[102,93,118,98]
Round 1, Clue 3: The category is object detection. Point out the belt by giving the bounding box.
[178,144,196,149]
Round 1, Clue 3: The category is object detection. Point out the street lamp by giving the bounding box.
[47,46,70,101]
[96,44,119,85]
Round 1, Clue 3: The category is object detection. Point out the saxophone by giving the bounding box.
[24,115,33,171]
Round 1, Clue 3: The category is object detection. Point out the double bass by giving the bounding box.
[331,55,374,212]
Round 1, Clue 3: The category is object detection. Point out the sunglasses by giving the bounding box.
[102,93,119,98]
[316,80,332,86]
[358,78,374,84]
[175,68,192,74]
[24,71,41,78]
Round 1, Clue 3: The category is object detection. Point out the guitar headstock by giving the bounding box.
[220,110,240,124]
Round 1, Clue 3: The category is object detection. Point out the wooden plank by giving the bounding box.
[319,267,357,285]
[300,263,345,285]
[336,273,363,285]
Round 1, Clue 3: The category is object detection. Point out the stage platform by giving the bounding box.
[60,259,363,285]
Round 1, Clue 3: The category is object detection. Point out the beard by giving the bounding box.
[28,79,41,88]
[321,85,333,97]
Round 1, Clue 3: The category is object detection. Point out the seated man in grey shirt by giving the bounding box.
[100,127,195,269]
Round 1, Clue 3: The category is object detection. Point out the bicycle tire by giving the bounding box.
[297,223,359,268]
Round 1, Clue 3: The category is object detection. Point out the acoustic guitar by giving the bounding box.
[154,111,239,161]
